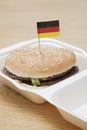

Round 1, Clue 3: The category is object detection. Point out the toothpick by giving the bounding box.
[37,22,41,54]
[38,37,41,54]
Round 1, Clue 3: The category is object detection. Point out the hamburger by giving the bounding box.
[2,46,79,86]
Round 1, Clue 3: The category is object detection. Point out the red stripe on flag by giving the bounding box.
[37,26,60,33]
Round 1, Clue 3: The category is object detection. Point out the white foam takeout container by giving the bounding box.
[0,38,87,129]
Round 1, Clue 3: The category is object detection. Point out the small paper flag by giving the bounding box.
[37,20,60,38]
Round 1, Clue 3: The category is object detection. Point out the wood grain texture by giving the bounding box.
[0,0,87,129]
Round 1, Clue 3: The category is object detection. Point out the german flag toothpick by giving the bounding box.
[36,20,60,53]
[37,20,60,38]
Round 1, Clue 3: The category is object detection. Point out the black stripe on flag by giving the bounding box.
[37,20,59,28]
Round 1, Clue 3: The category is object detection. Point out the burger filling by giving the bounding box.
[2,66,79,86]
[31,78,40,86]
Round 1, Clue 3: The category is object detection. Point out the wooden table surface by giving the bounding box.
[0,0,87,130]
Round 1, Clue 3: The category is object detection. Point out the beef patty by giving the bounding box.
[2,66,79,86]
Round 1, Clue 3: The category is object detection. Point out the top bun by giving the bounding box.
[5,46,76,78]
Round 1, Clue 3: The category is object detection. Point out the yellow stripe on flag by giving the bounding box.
[38,32,60,38]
